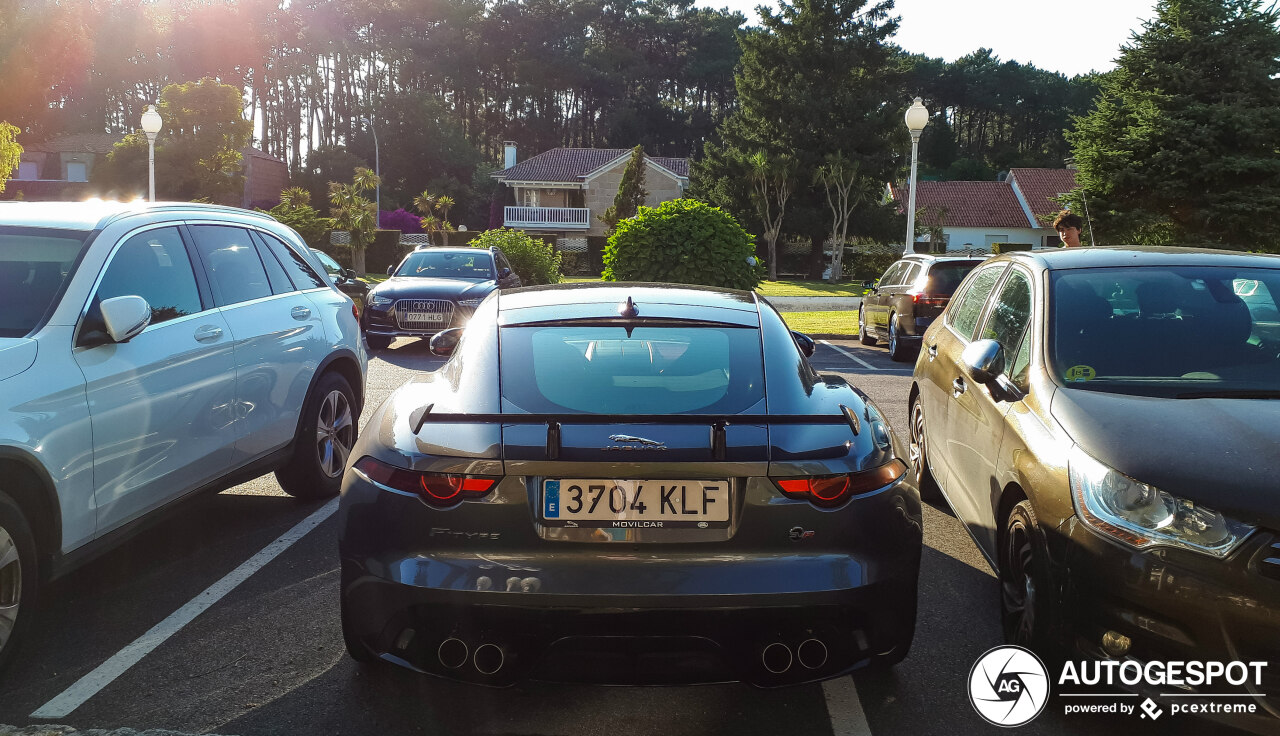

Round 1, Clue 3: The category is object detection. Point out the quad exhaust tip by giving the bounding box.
[473,643,506,675]
[438,637,469,669]
[797,638,828,670]
[761,642,793,674]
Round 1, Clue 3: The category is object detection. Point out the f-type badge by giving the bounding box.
[603,434,667,450]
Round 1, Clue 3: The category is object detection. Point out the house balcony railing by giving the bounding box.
[503,206,592,230]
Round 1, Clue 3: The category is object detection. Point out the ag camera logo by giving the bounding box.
[969,645,1050,727]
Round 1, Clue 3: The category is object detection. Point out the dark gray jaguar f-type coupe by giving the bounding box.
[337,283,922,686]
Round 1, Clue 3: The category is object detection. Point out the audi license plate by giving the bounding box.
[542,479,729,529]
[404,311,445,324]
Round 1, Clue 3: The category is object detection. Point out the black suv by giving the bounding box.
[859,254,986,361]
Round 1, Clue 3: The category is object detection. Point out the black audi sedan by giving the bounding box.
[337,283,922,686]
[361,245,522,349]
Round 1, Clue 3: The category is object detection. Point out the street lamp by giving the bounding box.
[903,97,928,254]
[140,105,163,202]
[363,117,380,226]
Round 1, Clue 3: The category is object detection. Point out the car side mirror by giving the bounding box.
[386,265,395,276]
[429,327,464,357]
[790,330,816,357]
[961,338,1005,384]
[498,267,512,279]
[344,268,357,279]
[100,295,152,343]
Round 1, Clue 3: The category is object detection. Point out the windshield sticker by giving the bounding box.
[1065,365,1097,382]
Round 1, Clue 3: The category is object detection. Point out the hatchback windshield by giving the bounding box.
[1050,265,1280,396]
[394,250,493,279]
[499,325,764,415]
[0,227,90,337]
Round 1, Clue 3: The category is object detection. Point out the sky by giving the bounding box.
[692,0,1160,78]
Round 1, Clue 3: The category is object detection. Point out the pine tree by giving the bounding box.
[1065,0,1280,250]
[601,145,649,231]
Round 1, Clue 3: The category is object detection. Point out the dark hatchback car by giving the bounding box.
[361,246,521,349]
[859,254,985,361]
[338,284,922,686]
[910,247,1280,734]
[311,248,369,305]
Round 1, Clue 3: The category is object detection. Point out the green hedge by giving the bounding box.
[603,199,762,291]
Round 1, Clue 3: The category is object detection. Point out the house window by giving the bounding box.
[17,162,38,180]
[66,162,87,182]
[520,189,539,207]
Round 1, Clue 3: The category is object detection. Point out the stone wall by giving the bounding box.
[582,159,685,237]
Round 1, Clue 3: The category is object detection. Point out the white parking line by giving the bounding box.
[822,676,874,736]
[32,497,340,719]
[818,340,880,371]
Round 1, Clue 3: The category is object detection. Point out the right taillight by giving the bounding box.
[912,293,950,307]
[354,456,499,508]
[772,460,907,508]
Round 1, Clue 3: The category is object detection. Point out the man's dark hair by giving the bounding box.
[1053,210,1084,231]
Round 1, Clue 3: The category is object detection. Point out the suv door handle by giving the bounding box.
[927,343,938,361]
[194,325,223,343]
[952,377,967,397]
[290,306,312,321]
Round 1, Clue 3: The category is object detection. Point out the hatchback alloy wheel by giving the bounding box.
[316,389,355,479]
[1002,517,1036,645]
[0,525,22,654]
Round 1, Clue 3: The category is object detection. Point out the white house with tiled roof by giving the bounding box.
[491,143,689,247]
[887,168,1078,252]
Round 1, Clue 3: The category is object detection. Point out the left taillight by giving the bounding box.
[911,293,950,307]
[352,302,360,321]
[772,459,907,508]
[354,456,499,507]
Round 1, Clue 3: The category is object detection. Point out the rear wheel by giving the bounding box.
[858,310,877,346]
[908,397,941,501]
[1000,501,1063,659]
[887,315,912,362]
[0,491,37,676]
[277,372,357,500]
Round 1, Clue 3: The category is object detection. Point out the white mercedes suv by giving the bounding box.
[0,201,367,672]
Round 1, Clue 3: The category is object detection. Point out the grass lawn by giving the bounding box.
[778,310,858,337]
[361,273,389,284]
[559,276,864,297]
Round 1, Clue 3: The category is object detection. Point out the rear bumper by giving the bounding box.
[340,558,917,686]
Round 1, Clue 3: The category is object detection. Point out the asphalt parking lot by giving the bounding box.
[0,338,1246,736]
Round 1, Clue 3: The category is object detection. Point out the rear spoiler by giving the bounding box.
[409,404,863,461]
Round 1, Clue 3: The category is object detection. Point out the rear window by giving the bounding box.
[925,261,983,295]
[499,325,764,414]
[0,227,89,337]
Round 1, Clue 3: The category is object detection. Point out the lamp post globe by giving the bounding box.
[141,105,163,202]
[903,97,928,254]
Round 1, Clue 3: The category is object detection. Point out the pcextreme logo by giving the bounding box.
[968,645,1051,727]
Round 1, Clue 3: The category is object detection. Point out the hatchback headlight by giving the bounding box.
[1068,446,1253,557]
[367,293,393,307]
[458,298,483,308]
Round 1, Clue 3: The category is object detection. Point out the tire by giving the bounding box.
[0,491,38,676]
[887,314,912,362]
[276,372,358,500]
[908,397,942,501]
[858,310,877,346]
[364,333,391,351]
[999,501,1064,659]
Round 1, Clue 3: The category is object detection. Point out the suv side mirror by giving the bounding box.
[429,327,464,357]
[386,264,395,276]
[498,267,512,279]
[961,338,1005,384]
[344,268,357,279]
[790,330,816,357]
[100,295,152,343]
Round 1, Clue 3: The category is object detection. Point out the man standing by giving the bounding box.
[1053,210,1085,247]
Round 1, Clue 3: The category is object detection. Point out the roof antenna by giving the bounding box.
[618,296,639,318]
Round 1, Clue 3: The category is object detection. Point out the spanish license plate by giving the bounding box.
[542,479,729,529]
[404,311,445,323]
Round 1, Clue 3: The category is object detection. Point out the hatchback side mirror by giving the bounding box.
[429,327,464,357]
[100,295,152,343]
[790,330,816,357]
[961,338,1005,384]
